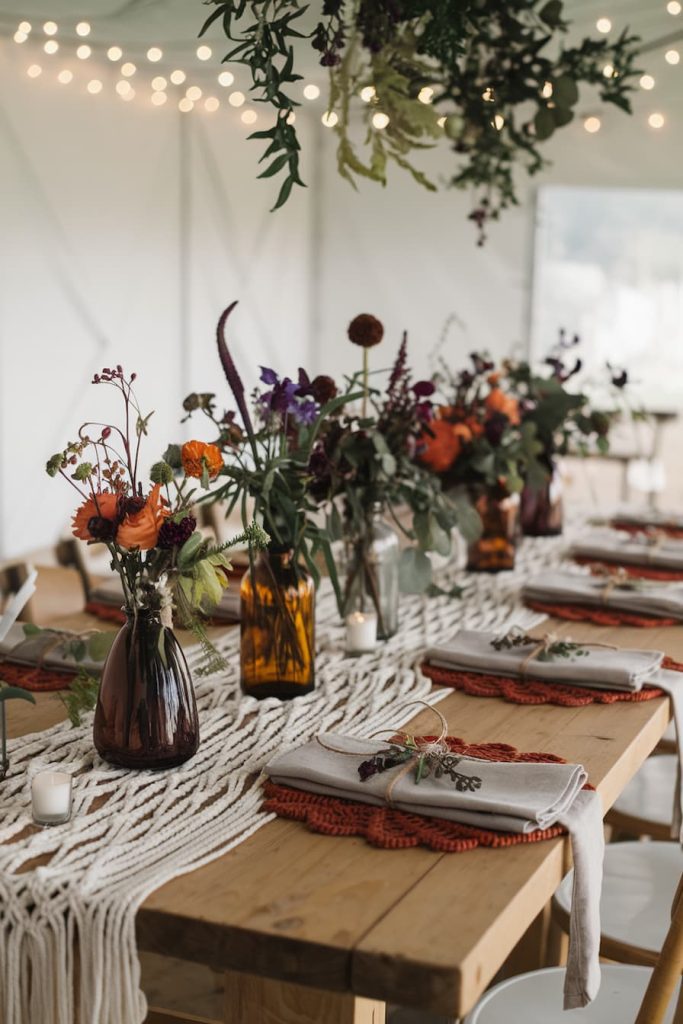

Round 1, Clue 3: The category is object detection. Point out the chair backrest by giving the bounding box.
[0,559,36,624]
[636,873,683,1023]
[55,537,93,602]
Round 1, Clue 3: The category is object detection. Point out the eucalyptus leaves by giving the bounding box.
[201,0,640,240]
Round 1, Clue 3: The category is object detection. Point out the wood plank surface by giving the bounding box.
[6,574,678,1019]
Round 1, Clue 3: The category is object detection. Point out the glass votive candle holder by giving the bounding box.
[31,771,73,826]
[345,609,378,654]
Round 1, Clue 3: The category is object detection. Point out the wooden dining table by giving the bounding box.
[6,567,676,1024]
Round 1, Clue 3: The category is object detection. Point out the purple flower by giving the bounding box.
[412,380,436,398]
[296,399,319,425]
[260,366,279,386]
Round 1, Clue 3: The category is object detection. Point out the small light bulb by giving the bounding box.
[186,85,202,101]
[667,1,682,14]
[482,87,494,102]
[121,88,135,102]
[303,83,320,100]
[640,74,655,90]
[584,115,601,133]
[151,91,167,106]
[648,112,665,128]
[14,31,28,43]
[147,47,163,62]
[218,70,234,87]
[205,96,220,112]
[286,110,296,125]
[493,113,505,130]
[437,115,446,127]
[77,45,91,60]
[152,76,167,91]
[107,46,122,62]
[27,64,42,78]
[596,17,611,32]
[44,40,59,54]
[43,21,58,36]
[170,69,186,85]
[121,62,136,77]
[179,97,194,112]
[372,111,389,129]
[76,22,90,37]
[360,85,376,102]
[418,86,434,104]
[57,69,73,84]
[197,45,212,61]
[541,81,553,98]
[241,108,257,124]
[228,90,245,107]
[666,49,680,65]
[322,110,338,127]
[115,80,131,96]
[87,79,103,95]
[18,21,31,33]
[603,63,614,78]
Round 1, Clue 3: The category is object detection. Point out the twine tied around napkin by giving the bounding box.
[4,626,101,670]
[491,627,617,678]
[317,701,484,807]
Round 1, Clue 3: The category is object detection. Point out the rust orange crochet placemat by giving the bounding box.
[0,660,77,693]
[85,601,239,627]
[524,598,678,628]
[612,520,683,541]
[418,658,683,706]
[263,737,575,853]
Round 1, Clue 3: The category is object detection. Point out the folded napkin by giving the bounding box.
[0,622,105,675]
[424,629,663,692]
[523,569,683,621]
[613,509,683,532]
[266,732,604,1009]
[571,528,683,571]
[90,578,241,622]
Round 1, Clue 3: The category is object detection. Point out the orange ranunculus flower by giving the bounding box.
[181,440,223,480]
[487,372,501,386]
[116,484,168,551]
[72,492,120,541]
[418,419,465,473]
[484,387,520,426]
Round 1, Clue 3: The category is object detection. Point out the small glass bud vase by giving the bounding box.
[240,549,316,700]
[467,488,519,572]
[343,503,400,640]
[521,460,564,537]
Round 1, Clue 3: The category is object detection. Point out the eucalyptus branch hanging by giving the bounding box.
[201,0,641,241]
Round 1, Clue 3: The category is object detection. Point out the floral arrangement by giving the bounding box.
[200,0,640,240]
[501,330,627,489]
[46,365,267,666]
[419,353,541,500]
[307,314,465,597]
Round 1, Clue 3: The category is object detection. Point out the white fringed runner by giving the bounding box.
[0,534,564,1024]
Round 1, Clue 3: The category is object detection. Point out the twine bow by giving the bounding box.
[520,632,560,677]
[596,566,635,603]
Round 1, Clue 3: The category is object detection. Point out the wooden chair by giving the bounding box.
[0,558,36,624]
[464,873,683,1023]
[553,842,683,966]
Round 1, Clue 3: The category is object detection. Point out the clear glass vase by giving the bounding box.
[466,488,519,572]
[343,504,400,640]
[94,608,199,769]
[240,549,316,700]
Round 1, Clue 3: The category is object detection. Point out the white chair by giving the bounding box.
[465,874,683,1024]
[607,755,676,840]
[553,841,683,965]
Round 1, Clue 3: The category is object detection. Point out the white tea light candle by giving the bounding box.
[31,771,72,825]
[345,610,378,653]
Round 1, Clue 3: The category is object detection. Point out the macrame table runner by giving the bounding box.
[0,529,567,1024]
[525,598,678,628]
[263,735,577,852]
[420,658,683,707]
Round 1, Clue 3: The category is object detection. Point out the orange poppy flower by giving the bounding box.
[72,492,120,541]
[484,387,520,426]
[419,419,466,473]
[116,484,168,551]
[181,440,223,480]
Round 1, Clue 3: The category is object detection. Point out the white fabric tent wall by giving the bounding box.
[0,43,313,558]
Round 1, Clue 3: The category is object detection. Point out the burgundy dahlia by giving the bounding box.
[157,515,197,549]
[348,313,384,349]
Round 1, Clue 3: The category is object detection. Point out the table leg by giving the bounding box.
[222,970,386,1024]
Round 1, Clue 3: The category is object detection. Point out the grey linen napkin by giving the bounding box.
[0,622,105,675]
[266,733,604,1009]
[424,629,663,691]
[571,528,683,571]
[522,569,683,620]
[613,509,683,531]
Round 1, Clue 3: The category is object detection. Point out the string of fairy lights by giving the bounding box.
[3,4,682,136]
